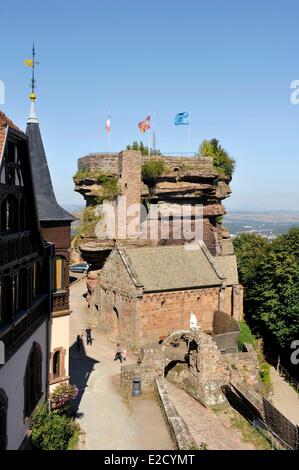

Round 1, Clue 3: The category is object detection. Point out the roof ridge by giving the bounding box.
[118,247,143,288]
[0,111,20,131]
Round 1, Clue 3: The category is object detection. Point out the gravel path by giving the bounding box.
[68,278,173,450]
[167,382,255,450]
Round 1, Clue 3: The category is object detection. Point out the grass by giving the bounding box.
[237,321,255,351]
[230,412,272,450]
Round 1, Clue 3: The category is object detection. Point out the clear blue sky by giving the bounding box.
[1,0,299,210]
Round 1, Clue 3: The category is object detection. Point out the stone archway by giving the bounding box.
[161,329,230,407]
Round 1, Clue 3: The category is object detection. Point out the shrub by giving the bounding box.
[73,167,92,183]
[50,383,78,410]
[238,321,255,351]
[31,404,79,450]
[199,138,235,179]
[141,159,167,186]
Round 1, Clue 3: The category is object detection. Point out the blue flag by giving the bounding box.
[174,112,189,125]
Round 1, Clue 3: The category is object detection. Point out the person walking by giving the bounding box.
[114,343,123,363]
[86,328,92,345]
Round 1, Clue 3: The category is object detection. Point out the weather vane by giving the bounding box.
[24,43,40,101]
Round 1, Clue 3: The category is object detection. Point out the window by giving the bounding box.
[0,389,8,450]
[0,195,18,232]
[0,277,13,325]
[18,269,28,311]
[24,342,42,417]
[53,351,60,379]
[32,262,41,298]
[19,197,26,231]
[52,256,65,290]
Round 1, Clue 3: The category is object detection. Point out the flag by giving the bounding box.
[174,112,189,125]
[138,115,150,133]
[105,115,111,133]
[24,59,33,67]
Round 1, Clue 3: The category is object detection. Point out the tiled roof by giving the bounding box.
[214,255,239,285]
[121,244,223,292]
[0,111,20,159]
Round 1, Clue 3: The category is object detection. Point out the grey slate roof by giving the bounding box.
[26,122,74,222]
[214,255,239,285]
[122,244,222,292]
[119,243,240,292]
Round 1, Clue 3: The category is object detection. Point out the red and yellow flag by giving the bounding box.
[138,115,150,133]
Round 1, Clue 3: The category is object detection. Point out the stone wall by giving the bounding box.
[155,378,196,450]
[138,289,220,344]
[224,351,259,386]
[78,153,119,175]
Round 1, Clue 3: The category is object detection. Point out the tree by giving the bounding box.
[233,229,299,352]
[199,138,235,180]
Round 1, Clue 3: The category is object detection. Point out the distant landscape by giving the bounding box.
[223,211,299,238]
[63,205,299,240]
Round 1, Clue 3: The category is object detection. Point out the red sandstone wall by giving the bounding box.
[137,288,221,346]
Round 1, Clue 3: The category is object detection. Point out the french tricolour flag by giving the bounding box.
[105,115,111,133]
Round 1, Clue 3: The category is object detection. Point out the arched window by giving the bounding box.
[0,389,8,450]
[0,277,13,325]
[24,342,42,417]
[18,268,28,311]
[53,351,60,379]
[52,256,65,291]
[0,195,18,232]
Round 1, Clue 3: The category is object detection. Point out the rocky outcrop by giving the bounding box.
[74,151,233,261]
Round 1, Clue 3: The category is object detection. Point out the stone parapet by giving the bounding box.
[155,378,196,450]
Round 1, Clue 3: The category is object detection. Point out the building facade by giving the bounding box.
[26,102,74,392]
[0,112,52,449]
[95,242,243,348]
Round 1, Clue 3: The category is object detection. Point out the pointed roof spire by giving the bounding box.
[28,99,38,124]
[25,44,74,223]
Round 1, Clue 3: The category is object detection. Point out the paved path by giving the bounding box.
[69,279,173,450]
[167,382,255,450]
[270,366,299,425]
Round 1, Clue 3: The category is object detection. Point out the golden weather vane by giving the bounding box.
[24,43,40,101]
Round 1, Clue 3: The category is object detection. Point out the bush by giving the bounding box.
[238,321,255,351]
[141,159,167,186]
[73,167,92,183]
[50,383,78,410]
[259,361,271,386]
[199,138,235,179]
[31,404,79,450]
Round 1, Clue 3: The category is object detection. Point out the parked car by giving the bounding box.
[69,263,90,274]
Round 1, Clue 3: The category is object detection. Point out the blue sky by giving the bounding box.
[1,0,299,210]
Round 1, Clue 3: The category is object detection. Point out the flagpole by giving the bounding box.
[148,127,151,156]
[187,111,191,154]
[107,109,110,152]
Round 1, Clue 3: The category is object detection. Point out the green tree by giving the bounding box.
[234,229,299,351]
[199,138,235,179]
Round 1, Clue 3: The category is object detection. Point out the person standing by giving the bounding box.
[122,349,127,361]
[86,328,92,345]
[114,344,123,363]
